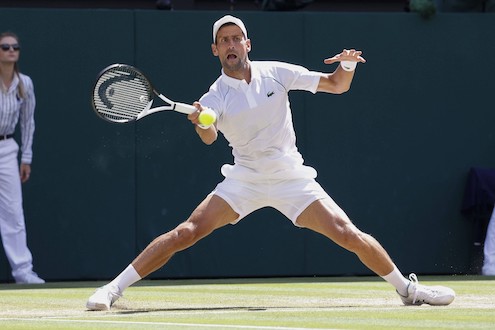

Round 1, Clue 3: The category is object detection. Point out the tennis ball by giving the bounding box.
[198,108,217,126]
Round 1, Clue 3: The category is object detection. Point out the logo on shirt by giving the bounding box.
[267,91,274,97]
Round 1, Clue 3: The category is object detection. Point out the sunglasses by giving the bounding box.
[0,44,20,51]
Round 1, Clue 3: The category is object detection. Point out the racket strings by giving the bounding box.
[93,68,152,122]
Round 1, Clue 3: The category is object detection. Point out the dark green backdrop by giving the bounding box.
[0,9,493,282]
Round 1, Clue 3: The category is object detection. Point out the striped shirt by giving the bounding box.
[0,73,36,164]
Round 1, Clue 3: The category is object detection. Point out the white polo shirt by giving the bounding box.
[199,60,323,182]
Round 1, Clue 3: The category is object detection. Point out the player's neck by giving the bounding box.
[0,63,15,90]
[224,61,251,83]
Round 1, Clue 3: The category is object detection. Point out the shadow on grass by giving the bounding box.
[109,305,366,315]
[113,306,268,314]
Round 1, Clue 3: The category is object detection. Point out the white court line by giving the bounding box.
[0,317,338,330]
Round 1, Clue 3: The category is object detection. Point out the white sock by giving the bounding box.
[109,264,142,293]
[381,266,409,296]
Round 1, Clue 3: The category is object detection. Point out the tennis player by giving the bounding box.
[87,15,455,310]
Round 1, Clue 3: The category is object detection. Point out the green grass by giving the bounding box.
[0,276,493,329]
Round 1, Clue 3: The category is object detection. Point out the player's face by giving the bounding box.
[212,25,251,76]
[0,36,20,64]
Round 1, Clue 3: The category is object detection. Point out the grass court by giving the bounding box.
[0,275,493,329]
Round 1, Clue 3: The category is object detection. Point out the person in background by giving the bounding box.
[482,206,495,275]
[0,31,44,284]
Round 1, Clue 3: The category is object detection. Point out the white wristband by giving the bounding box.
[341,61,357,72]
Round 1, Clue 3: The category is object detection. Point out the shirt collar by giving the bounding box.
[1,74,19,93]
[220,61,258,90]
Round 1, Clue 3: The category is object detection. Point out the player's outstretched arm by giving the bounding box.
[317,49,366,94]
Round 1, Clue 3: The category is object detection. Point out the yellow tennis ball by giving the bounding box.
[198,108,217,126]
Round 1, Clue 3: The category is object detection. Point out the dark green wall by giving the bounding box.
[0,9,493,282]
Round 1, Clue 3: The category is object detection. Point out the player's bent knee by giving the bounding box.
[338,229,369,253]
[174,221,210,246]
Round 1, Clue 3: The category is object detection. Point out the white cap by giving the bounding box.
[212,15,248,43]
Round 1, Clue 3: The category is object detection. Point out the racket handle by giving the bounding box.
[174,102,197,115]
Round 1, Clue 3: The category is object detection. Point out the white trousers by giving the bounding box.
[482,205,495,275]
[0,139,34,279]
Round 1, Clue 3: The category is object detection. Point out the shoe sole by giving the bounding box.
[402,294,455,306]
[86,302,110,311]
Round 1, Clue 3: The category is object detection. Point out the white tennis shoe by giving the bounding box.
[15,271,45,284]
[398,273,455,306]
[86,285,122,311]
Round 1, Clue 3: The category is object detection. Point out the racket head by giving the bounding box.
[92,64,153,123]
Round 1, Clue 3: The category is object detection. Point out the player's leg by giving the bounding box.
[86,194,238,310]
[295,198,455,305]
[131,194,239,277]
[296,198,396,276]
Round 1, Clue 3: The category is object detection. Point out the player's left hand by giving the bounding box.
[20,163,31,183]
[324,49,366,64]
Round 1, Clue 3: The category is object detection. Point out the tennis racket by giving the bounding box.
[92,63,197,123]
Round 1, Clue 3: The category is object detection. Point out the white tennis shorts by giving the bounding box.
[211,177,331,226]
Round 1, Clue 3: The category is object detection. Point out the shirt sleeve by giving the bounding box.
[198,78,224,119]
[274,62,323,94]
[19,75,36,164]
